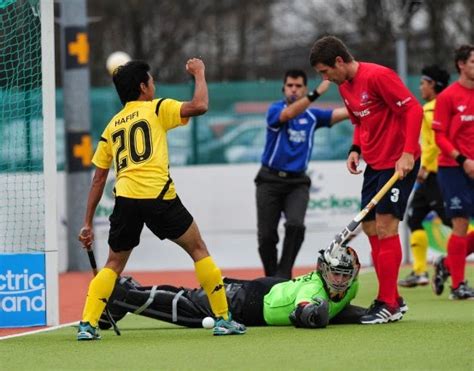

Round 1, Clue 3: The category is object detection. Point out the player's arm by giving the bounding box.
[373,69,423,178]
[347,121,362,175]
[279,80,331,122]
[399,101,423,175]
[329,107,349,125]
[342,98,362,175]
[421,109,438,166]
[433,95,474,178]
[289,283,329,329]
[180,58,208,118]
[78,166,109,249]
[289,298,329,328]
[418,109,437,182]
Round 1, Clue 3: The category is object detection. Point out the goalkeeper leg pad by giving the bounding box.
[111,285,209,328]
[98,276,141,330]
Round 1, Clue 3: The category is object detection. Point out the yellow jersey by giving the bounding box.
[420,99,440,173]
[92,98,188,199]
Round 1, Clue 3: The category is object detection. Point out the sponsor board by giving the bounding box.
[0,253,46,328]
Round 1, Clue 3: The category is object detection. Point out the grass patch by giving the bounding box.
[1,268,473,370]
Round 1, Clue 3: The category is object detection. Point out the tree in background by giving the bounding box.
[83,0,473,85]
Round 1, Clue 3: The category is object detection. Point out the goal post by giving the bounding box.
[0,0,58,327]
[41,0,59,328]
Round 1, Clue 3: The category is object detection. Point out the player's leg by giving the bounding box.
[448,217,470,294]
[173,223,246,334]
[361,163,418,324]
[78,249,132,341]
[130,285,211,327]
[145,196,245,334]
[375,214,402,305]
[400,186,430,287]
[78,196,142,340]
[101,278,213,328]
[430,177,456,295]
[436,167,473,299]
[467,226,474,255]
[278,178,310,278]
[98,276,142,330]
[176,226,247,334]
[171,221,231,317]
[255,176,286,276]
[359,165,382,278]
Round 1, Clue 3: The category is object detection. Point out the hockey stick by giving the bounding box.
[86,247,121,336]
[324,171,400,265]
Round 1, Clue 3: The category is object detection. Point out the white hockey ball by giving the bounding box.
[106,51,131,75]
[202,316,215,329]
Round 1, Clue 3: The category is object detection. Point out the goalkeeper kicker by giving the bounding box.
[99,246,368,332]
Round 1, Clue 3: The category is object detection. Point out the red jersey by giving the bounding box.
[432,81,474,167]
[339,62,422,169]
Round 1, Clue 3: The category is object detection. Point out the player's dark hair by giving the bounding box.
[309,36,353,67]
[112,60,151,105]
[454,44,474,73]
[283,69,307,86]
[421,65,450,94]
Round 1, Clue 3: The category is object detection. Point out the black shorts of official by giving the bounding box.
[361,159,420,221]
[108,195,194,252]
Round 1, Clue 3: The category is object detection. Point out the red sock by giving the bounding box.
[377,235,402,308]
[447,234,467,289]
[369,235,380,278]
[467,231,474,256]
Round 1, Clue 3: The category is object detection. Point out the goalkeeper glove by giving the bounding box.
[289,298,329,329]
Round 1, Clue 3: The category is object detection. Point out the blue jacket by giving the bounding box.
[261,100,332,172]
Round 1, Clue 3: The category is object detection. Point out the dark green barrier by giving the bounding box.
[0,75,429,171]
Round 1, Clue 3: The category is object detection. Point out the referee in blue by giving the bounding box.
[255,69,348,278]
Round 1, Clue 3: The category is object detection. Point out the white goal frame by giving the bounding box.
[41,0,58,327]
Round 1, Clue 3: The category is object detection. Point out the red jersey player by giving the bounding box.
[432,44,474,300]
[310,36,423,324]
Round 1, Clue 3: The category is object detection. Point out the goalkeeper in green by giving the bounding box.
[99,245,365,330]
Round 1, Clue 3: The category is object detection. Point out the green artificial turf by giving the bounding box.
[1,268,473,371]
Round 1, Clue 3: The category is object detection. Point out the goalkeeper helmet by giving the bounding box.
[317,245,360,294]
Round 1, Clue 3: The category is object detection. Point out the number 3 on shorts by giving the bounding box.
[390,188,400,203]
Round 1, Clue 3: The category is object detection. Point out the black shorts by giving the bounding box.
[361,160,419,221]
[407,172,451,230]
[108,195,194,252]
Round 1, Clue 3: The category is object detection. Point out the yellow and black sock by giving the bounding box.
[410,229,428,275]
[82,267,117,327]
[194,256,228,320]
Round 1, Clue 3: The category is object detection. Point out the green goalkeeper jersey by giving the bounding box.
[262,271,359,326]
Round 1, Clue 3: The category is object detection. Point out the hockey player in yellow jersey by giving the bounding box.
[77,59,246,339]
[399,65,451,288]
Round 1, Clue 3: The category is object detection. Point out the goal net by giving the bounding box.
[0,0,57,327]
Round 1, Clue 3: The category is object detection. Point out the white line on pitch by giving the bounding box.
[0,321,78,341]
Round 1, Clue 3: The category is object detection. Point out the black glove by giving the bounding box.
[289,298,329,328]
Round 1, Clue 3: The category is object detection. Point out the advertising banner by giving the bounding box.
[0,253,46,328]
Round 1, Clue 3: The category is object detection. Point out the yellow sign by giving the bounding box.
[73,135,92,166]
[68,32,89,64]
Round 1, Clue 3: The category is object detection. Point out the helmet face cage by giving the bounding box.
[317,246,360,293]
